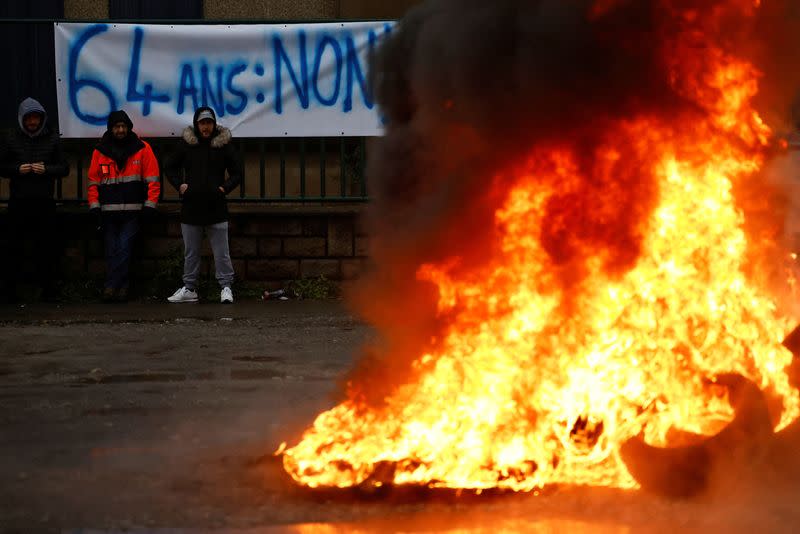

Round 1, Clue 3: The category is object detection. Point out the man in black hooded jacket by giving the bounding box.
[0,97,69,302]
[164,107,242,303]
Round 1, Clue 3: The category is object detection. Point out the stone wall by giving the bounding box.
[338,0,421,19]
[2,205,370,290]
[203,0,338,20]
[63,0,422,20]
[64,0,108,19]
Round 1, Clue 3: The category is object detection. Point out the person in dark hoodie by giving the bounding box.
[0,97,69,303]
[87,110,160,302]
[164,106,242,304]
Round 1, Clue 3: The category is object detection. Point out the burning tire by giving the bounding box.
[621,374,775,498]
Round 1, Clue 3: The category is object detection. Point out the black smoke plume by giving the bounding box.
[343,0,800,406]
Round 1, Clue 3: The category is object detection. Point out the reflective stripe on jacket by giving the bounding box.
[87,141,160,211]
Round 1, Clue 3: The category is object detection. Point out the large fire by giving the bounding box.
[281,1,800,492]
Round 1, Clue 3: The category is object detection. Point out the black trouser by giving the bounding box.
[102,211,140,291]
[3,198,58,297]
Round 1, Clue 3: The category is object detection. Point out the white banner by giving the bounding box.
[54,21,394,138]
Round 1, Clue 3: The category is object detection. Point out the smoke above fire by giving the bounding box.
[348,0,800,405]
[281,0,800,495]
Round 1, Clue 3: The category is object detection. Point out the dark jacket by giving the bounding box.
[164,118,242,226]
[0,98,69,202]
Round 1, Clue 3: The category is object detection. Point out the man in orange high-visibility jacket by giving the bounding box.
[88,110,160,302]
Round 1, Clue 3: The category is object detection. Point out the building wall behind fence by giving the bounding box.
[204,0,338,19]
[64,0,423,20]
[64,0,107,18]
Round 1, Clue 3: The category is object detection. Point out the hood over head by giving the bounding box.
[192,106,218,139]
[193,106,217,126]
[18,97,47,137]
[97,109,143,169]
[107,110,134,131]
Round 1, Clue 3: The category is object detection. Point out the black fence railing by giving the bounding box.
[2,136,369,204]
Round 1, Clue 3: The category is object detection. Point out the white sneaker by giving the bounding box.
[221,287,234,304]
[168,287,198,303]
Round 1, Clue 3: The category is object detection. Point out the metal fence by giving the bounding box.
[31,136,369,204]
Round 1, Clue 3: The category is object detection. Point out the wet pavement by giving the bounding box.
[0,301,366,530]
[1,301,799,532]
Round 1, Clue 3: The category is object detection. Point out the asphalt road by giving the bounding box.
[1,301,799,532]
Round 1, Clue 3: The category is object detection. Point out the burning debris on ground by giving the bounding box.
[279,0,800,501]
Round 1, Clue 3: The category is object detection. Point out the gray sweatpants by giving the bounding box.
[181,222,234,290]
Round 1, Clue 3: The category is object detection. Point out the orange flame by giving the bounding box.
[281,2,799,492]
